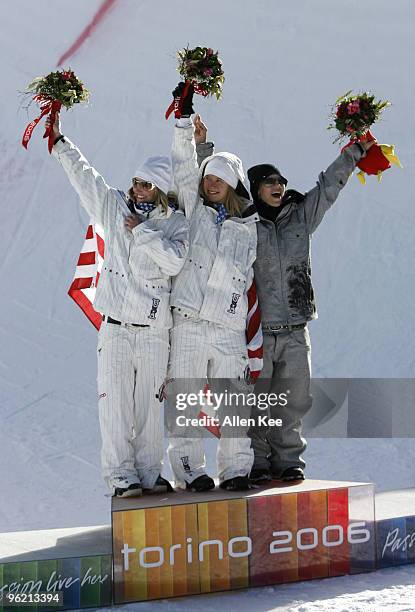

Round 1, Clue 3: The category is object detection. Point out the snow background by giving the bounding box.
[1,0,415,609]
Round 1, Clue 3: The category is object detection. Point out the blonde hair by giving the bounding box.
[128,186,178,213]
[199,183,244,217]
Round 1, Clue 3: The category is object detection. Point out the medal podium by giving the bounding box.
[111,479,376,604]
[2,481,415,610]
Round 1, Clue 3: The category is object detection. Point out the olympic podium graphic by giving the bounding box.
[0,526,112,610]
[2,482,415,609]
[112,480,376,604]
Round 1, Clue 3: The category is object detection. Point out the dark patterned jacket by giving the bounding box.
[254,144,364,327]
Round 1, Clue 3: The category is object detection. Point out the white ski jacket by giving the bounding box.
[52,137,189,328]
[170,123,258,332]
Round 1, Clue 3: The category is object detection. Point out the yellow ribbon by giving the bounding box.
[379,144,403,168]
[357,170,366,185]
[355,143,402,184]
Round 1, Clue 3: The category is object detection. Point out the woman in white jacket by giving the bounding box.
[166,88,258,492]
[48,113,189,497]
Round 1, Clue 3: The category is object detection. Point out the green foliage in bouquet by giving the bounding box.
[177,46,224,99]
[328,91,390,143]
[25,69,89,108]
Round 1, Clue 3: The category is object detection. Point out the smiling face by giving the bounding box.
[132,177,157,203]
[203,174,230,203]
[258,174,286,207]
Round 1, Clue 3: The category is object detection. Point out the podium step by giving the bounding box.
[2,483,413,610]
[375,488,415,568]
[0,525,112,610]
[111,479,376,604]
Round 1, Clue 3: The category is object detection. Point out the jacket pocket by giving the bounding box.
[186,243,214,273]
[284,228,309,259]
[234,240,250,274]
[219,222,252,275]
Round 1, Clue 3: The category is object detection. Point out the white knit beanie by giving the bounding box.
[204,157,238,189]
[134,156,172,195]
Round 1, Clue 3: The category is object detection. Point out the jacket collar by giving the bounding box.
[256,189,305,224]
[147,204,176,220]
[120,190,177,220]
[233,201,259,224]
[203,199,259,225]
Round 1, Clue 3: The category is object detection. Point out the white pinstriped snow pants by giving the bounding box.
[97,320,169,490]
[166,314,254,486]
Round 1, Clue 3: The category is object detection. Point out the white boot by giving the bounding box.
[109,474,142,498]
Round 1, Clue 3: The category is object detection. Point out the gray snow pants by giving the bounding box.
[248,326,312,476]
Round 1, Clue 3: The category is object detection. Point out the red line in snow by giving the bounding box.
[56,0,118,66]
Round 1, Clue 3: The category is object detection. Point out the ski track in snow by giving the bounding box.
[4,392,52,419]
[2,1,415,610]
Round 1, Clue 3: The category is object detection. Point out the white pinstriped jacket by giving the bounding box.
[170,124,259,332]
[52,137,189,328]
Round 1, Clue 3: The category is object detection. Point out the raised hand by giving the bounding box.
[45,111,62,141]
[194,114,207,144]
[172,81,194,118]
[360,137,376,152]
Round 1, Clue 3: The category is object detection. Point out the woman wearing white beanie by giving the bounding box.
[47,112,189,497]
[165,85,259,492]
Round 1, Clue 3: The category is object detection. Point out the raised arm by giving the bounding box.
[171,117,200,218]
[194,114,214,166]
[49,113,115,228]
[303,142,370,234]
[197,141,214,166]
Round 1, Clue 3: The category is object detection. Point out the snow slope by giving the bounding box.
[1,1,415,609]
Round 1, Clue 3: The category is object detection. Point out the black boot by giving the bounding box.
[279,467,305,482]
[220,476,251,491]
[186,474,215,492]
[143,475,174,494]
[249,467,272,484]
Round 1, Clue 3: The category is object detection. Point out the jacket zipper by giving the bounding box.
[274,224,289,325]
[274,205,293,325]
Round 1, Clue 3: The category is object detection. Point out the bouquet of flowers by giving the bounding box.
[329,91,401,184]
[329,91,390,143]
[22,69,89,153]
[165,46,224,119]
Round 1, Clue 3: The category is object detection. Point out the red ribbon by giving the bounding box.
[22,98,62,153]
[165,80,192,120]
[165,81,211,120]
[193,84,209,97]
[342,130,391,176]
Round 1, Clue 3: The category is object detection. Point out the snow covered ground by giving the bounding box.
[93,565,415,612]
[1,1,415,610]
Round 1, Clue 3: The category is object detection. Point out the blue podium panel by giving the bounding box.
[375,489,415,568]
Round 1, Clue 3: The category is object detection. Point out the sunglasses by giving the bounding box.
[261,176,285,187]
[132,178,155,190]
